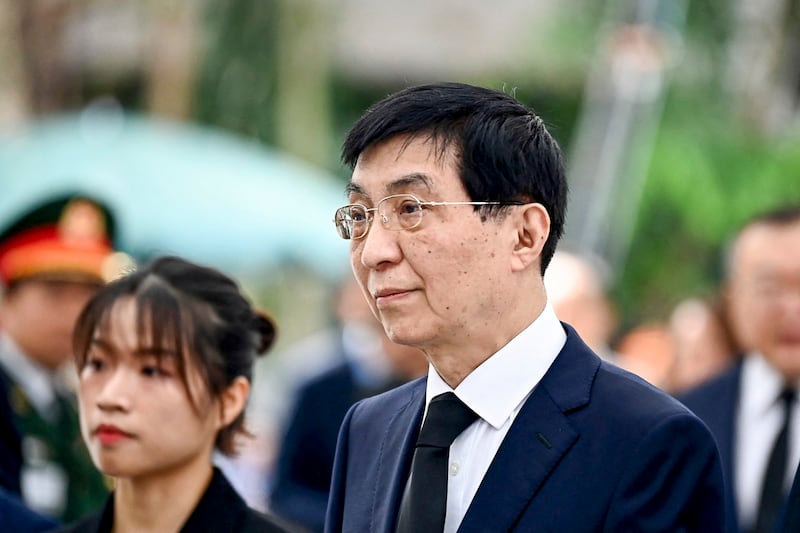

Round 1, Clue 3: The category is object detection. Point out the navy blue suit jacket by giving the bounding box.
[779,461,800,532]
[677,362,742,532]
[0,487,58,533]
[325,326,726,532]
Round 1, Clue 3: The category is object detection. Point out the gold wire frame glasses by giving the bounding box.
[333,193,523,240]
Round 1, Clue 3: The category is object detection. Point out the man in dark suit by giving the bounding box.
[0,194,123,522]
[325,82,725,532]
[680,205,800,533]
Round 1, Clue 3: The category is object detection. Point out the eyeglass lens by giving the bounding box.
[335,195,424,240]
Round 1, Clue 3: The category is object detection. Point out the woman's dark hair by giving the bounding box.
[73,255,276,455]
[342,82,568,274]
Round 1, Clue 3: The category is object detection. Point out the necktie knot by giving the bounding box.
[779,387,796,409]
[417,392,479,448]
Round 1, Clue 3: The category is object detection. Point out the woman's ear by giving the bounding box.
[511,203,550,273]
[217,376,250,429]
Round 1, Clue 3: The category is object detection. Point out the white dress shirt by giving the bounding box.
[735,352,800,529]
[422,303,566,533]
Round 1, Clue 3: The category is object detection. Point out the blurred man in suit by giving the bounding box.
[680,205,800,532]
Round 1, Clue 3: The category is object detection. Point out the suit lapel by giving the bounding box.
[458,326,598,532]
[373,380,426,533]
[719,364,741,496]
[459,387,579,532]
[721,363,743,530]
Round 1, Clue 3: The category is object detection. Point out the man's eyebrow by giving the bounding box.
[345,173,433,200]
[345,182,366,198]
[386,173,433,193]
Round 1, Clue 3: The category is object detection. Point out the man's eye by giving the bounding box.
[397,200,422,214]
[87,358,105,371]
[350,208,368,222]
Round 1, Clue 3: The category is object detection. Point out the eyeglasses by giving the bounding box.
[333,193,523,240]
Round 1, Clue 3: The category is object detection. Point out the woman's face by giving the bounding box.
[78,297,223,480]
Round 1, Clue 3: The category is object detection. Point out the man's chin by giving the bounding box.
[383,324,425,348]
[769,348,800,380]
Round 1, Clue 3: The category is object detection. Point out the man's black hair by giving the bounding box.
[342,82,568,273]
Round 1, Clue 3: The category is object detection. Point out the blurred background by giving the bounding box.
[0,0,798,513]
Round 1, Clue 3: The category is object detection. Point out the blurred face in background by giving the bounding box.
[0,278,99,370]
[544,252,616,355]
[726,220,800,379]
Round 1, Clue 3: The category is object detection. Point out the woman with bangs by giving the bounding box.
[55,256,295,533]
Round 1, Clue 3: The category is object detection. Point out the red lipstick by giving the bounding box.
[95,424,132,445]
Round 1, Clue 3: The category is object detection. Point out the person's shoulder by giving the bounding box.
[593,359,701,422]
[352,376,425,411]
[238,507,307,533]
[190,470,305,532]
[676,360,742,406]
[584,361,722,456]
[49,494,110,533]
[341,376,426,433]
[0,487,60,533]
[48,513,100,533]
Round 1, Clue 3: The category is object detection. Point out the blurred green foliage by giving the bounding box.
[194,0,280,144]
[189,0,799,332]
[617,86,800,328]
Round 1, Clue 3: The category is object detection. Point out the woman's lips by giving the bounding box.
[95,424,133,445]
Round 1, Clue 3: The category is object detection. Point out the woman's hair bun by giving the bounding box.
[253,310,277,355]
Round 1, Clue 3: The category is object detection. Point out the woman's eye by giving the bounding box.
[87,357,105,371]
[142,366,163,378]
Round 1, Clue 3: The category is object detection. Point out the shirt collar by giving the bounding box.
[741,351,797,417]
[426,303,566,429]
[0,333,59,415]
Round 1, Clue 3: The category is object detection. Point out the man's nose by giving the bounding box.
[358,216,403,269]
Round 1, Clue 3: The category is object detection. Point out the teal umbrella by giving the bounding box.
[0,109,349,278]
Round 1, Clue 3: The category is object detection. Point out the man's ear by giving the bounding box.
[511,203,550,273]
[217,376,250,429]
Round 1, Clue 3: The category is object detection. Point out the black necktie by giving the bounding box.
[396,392,479,533]
[755,387,796,533]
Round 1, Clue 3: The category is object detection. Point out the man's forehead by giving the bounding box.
[737,222,800,254]
[731,222,800,275]
[348,137,460,199]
